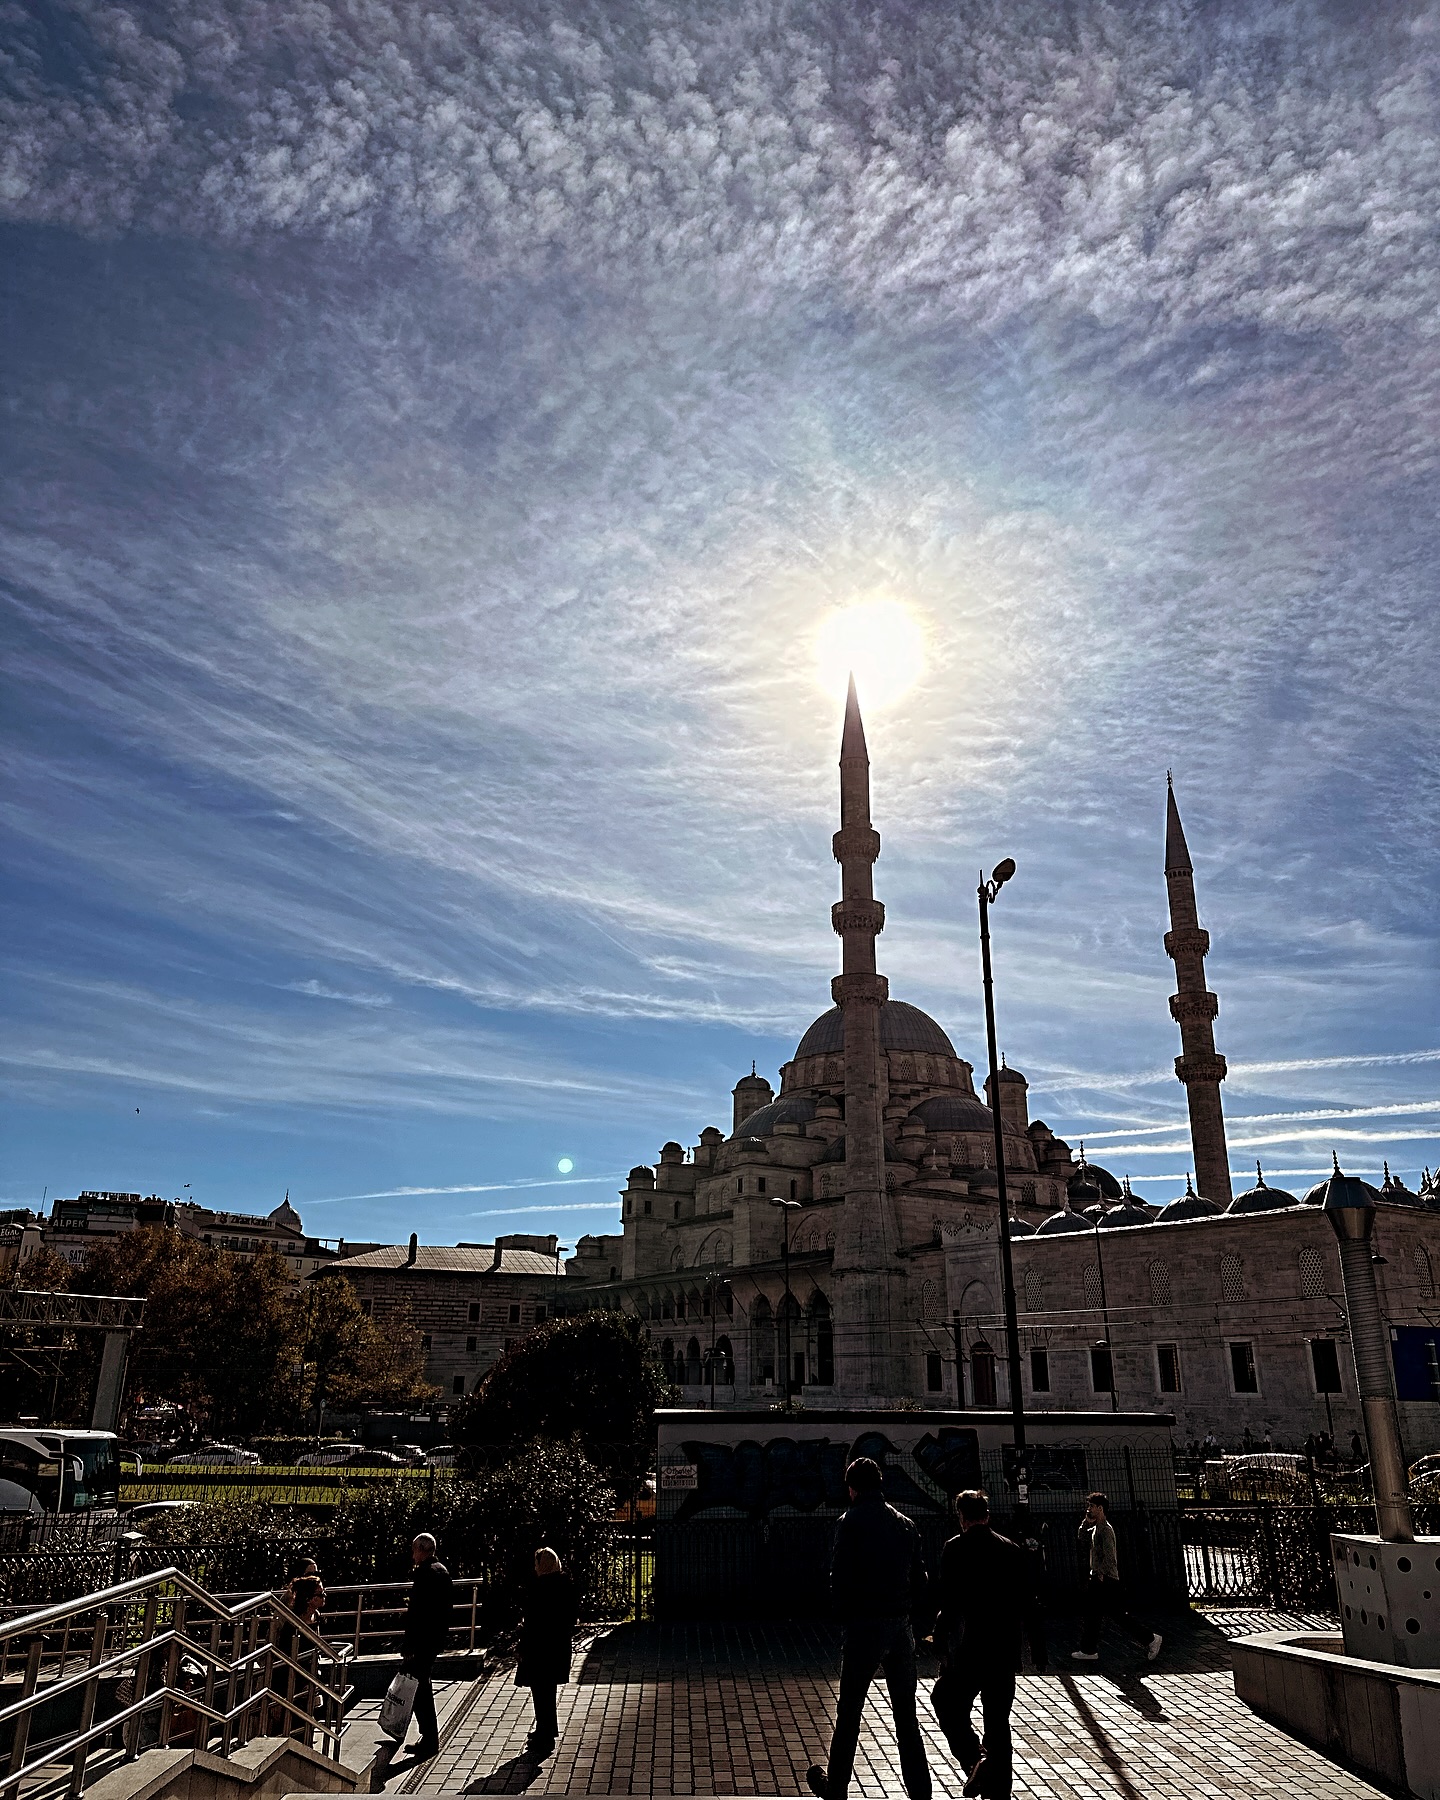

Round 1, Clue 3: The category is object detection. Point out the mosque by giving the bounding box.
[566,686,1440,1450]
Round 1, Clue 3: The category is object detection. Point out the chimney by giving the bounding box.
[406,1232,418,1266]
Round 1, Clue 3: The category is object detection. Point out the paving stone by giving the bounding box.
[403,1613,1384,1798]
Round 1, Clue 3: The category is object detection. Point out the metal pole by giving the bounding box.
[782,1216,792,1404]
[1092,1217,1119,1414]
[978,868,1029,1524]
[709,1274,717,1409]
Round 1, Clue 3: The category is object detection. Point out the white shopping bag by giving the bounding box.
[378,1671,419,1740]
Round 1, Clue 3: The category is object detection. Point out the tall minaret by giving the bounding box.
[1164,777,1233,1204]
[830,677,905,1398]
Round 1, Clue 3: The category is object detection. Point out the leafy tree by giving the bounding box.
[451,1311,673,1497]
[302,1274,434,1414]
[7,1244,74,1290]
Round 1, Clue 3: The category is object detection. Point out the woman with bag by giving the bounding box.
[515,1547,577,1755]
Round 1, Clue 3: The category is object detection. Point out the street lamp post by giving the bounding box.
[1090,1214,1120,1414]
[978,858,1030,1524]
[772,1198,801,1407]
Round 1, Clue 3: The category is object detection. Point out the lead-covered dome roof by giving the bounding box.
[795,1000,957,1059]
[732,1094,818,1139]
[1227,1167,1298,1214]
[1035,1205,1094,1235]
[907,1094,993,1133]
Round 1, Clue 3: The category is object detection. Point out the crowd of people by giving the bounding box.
[263,1460,1161,1800]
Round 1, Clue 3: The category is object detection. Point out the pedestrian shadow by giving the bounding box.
[463,1753,547,1793]
[1101,1669,1168,1722]
[1055,1675,1147,1800]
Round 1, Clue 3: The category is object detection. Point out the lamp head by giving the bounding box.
[991,857,1016,888]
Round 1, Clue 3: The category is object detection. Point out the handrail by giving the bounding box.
[0,1566,358,1798]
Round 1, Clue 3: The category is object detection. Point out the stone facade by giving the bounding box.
[559,694,1440,1454]
[322,1234,568,1399]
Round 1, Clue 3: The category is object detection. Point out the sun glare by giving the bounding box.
[815,598,926,710]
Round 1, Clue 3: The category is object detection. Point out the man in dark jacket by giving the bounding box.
[931,1489,1043,1800]
[807,1457,932,1800]
[402,1532,455,1759]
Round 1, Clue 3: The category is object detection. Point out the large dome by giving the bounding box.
[795,1000,957,1060]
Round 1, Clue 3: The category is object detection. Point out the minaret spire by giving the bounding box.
[830,675,904,1397]
[1163,779,1233,1203]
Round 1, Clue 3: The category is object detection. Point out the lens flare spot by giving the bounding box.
[815,598,926,710]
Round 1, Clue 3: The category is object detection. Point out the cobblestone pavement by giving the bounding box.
[403,1612,1386,1799]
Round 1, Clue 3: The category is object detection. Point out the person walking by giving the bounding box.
[516,1547,578,1756]
[806,1457,932,1800]
[930,1490,1043,1799]
[1070,1493,1161,1664]
[401,1531,455,1760]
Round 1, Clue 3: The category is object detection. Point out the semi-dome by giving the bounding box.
[907,1094,993,1134]
[795,1000,957,1060]
[1157,1177,1222,1222]
[732,1095,818,1139]
[1227,1165,1298,1214]
[1035,1204,1094,1236]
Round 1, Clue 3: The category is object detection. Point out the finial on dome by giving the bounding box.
[1185,1172,1196,1196]
[1333,1150,1342,1174]
[1383,1159,1392,1185]
[752,1060,757,1077]
[1122,1175,1133,1197]
[1255,1162,1265,1187]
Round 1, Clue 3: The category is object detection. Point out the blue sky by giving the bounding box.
[3,1,1438,1251]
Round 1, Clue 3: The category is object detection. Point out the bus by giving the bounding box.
[0,1428,122,1523]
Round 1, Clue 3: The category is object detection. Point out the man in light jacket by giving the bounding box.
[1070,1493,1161,1664]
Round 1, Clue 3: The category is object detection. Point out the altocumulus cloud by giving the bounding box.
[2,0,1438,1214]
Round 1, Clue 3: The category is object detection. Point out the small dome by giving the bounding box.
[1301,1180,1328,1206]
[1068,1160,1122,1202]
[795,1000,958,1060]
[1319,1158,1383,1213]
[627,1165,656,1184]
[1098,1201,1152,1229]
[1035,1205,1094,1235]
[1228,1165,1298,1214]
[732,1095,818,1139]
[1006,1214,1037,1236]
[908,1094,993,1134]
[1157,1176,1222,1222]
[1380,1162,1421,1206]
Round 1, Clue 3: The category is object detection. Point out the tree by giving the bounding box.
[451,1311,673,1497]
[7,1244,73,1290]
[302,1274,434,1414]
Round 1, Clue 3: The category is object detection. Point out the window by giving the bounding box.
[673,1201,681,1219]
[816,1308,834,1384]
[1090,1345,1114,1393]
[534,1304,546,1323]
[1230,1341,1259,1393]
[1414,1247,1435,1300]
[1148,1260,1172,1308]
[1156,1343,1181,1393]
[1221,1253,1246,1303]
[790,1180,797,1199]
[644,1199,652,1214]
[468,1302,480,1323]
[466,1335,477,1353]
[508,1303,521,1324]
[737,1178,744,1194]
[1029,1348,1050,1392]
[452,1375,465,1395]
[1020,1181,1036,1204]
[421,1334,432,1351]
[1083,1263,1102,1310]
[1299,1246,1326,1298]
[1310,1338,1342,1394]
[926,1351,943,1392]
[971,1344,997,1407]
[757,1176,767,1194]
[360,1299,373,1317]
[609,1266,618,1280]
[1023,1271,1044,1314]
[793,1350,806,1389]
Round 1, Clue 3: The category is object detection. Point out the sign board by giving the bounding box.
[659,1463,698,1490]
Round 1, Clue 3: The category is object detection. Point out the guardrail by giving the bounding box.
[0,1567,354,1798]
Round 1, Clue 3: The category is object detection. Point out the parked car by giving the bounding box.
[424,1446,458,1468]
[391,1443,427,1465]
[169,1444,260,1466]
[295,1443,365,1468]
[342,1448,408,1467]
[127,1500,199,1525]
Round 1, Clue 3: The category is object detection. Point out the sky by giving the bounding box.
[3,0,1438,1252]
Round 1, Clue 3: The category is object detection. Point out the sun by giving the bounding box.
[557,1157,574,1174]
[814,598,926,710]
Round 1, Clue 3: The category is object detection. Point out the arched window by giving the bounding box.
[685,1336,702,1385]
[1083,1262,1102,1310]
[1299,1246,1326,1298]
[1148,1260,1172,1308]
[673,1200,681,1219]
[971,1342,997,1408]
[714,1335,735,1384]
[752,1295,775,1386]
[1220,1253,1246,1303]
[661,1293,674,1320]
[1414,1246,1435,1300]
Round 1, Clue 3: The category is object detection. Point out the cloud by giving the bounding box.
[286,979,392,1006]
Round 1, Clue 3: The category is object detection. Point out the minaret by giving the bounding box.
[830,677,905,1398]
[1163,777,1233,1204]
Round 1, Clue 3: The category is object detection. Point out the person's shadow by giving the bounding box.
[463,1753,547,1793]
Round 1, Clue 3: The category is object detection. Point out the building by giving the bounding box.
[17,1191,371,1282]
[316,1233,568,1399]
[558,686,1440,1452]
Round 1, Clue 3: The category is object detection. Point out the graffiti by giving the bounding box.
[672,1430,957,1521]
[910,1428,983,1495]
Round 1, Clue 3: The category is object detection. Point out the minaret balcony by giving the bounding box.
[832,899,885,937]
[1175,1051,1228,1084]
[831,971,889,1006]
[832,826,881,864]
[1163,927,1210,958]
[1169,990,1219,1024]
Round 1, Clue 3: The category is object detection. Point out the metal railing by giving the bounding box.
[218,1578,485,1658]
[0,1567,354,1799]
